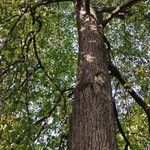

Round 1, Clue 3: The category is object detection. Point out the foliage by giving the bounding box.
[0,0,149,149]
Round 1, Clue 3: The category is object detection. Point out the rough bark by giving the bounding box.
[69,2,117,150]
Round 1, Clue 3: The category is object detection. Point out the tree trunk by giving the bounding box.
[69,2,117,150]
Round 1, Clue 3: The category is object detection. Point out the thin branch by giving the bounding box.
[113,100,130,149]
[108,62,150,133]
[34,122,47,142]
[93,6,117,13]
[33,35,62,93]
[94,6,133,20]
[34,88,73,126]
[34,97,61,125]
[33,35,67,126]
[103,20,150,133]
[30,9,72,128]
[58,133,68,150]
[103,0,144,26]
[33,0,72,8]
[30,8,62,93]
[112,83,130,149]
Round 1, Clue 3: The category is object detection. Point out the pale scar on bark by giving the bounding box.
[94,72,106,86]
[84,54,96,62]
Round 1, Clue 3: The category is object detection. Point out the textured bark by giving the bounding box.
[69,2,117,150]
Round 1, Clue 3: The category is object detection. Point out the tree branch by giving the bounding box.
[103,0,144,26]
[108,62,150,133]
[112,83,130,149]
[34,98,61,125]
[113,100,130,150]
[34,0,72,8]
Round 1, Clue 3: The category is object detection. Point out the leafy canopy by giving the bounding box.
[0,0,149,149]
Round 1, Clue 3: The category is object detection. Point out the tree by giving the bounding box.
[0,0,149,149]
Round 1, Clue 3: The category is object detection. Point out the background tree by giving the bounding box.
[0,0,149,149]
